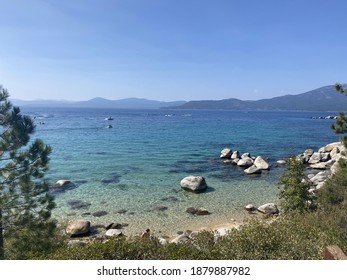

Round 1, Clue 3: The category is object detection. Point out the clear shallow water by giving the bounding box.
[22,108,340,236]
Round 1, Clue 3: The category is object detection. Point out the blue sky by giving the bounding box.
[0,0,346,101]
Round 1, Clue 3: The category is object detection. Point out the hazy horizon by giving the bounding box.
[1,0,346,102]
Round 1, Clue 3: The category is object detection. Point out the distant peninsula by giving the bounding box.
[165,85,347,111]
[11,84,347,111]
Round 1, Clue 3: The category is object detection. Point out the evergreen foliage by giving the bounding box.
[278,157,314,213]
[331,83,347,147]
[0,85,56,259]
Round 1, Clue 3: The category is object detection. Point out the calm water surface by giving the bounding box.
[22,107,340,235]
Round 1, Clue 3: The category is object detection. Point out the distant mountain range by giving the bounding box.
[166,85,347,111]
[10,84,347,111]
[10,97,186,109]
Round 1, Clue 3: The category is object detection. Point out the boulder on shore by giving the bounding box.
[180,176,207,193]
[257,203,279,215]
[105,229,123,237]
[66,220,90,236]
[245,204,255,212]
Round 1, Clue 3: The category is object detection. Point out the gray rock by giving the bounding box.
[321,152,331,162]
[308,152,322,164]
[276,160,286,165]
[158,237,168,246]
[105,223,122,230]
[254,156,270,170]
[170,233,190,244]
[310,160,334,170]
[330,146,340,158]
[66,220,90,236]
[310,171,331,186]
[186,207,198,215]
[237,157,253,167]
[257,203,279,215]
[319,142,342,153]
[55,179,74,187]
[241,152,251,159]
[304,149,314,157]
[186,207,211,215]
[244,165,261,174]
[196,208,211,215]
[105,229,123,237]
[51,179,76,192]
[232,158,240,164]
[220,148,232,158]
[245,204,255,212]
[231,151,241,159]
[180,176,207,193]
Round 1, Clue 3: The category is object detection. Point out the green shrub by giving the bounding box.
[278,157,314,213]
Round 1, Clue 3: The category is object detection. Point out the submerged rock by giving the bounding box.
[186,207,211,215]
[92,210,108,217]
[67,200,91,210]
[51,180,77,193]
[106,223,122,230]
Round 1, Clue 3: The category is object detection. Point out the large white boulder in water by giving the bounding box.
[237,157,253,167]
[220,148,232,158]
[254,156,270,170]
[180,176,207,193]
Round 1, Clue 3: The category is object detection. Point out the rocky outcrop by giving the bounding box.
[296,142,347,193]
[220,148,270,175]
[180,176,207,193]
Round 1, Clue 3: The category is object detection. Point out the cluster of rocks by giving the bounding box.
[220,148,270,174]
[64,219,128,246]
[244,203,279,215]
[296,141,346,192]
[310,115,338,120]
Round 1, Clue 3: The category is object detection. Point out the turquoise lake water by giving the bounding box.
[22,107,341,236]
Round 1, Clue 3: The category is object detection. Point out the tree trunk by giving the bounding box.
[0,208,4,259]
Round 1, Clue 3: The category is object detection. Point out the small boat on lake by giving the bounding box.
[105,116,114,121]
